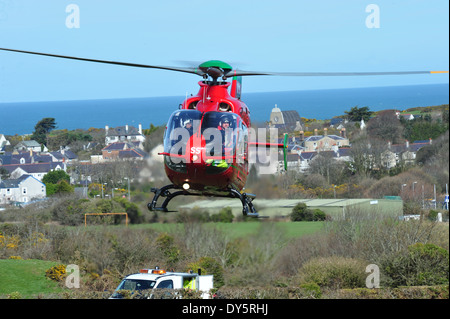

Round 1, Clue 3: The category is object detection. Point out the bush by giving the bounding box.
[297,256,368,289]
[312,209,327,221]
[382,243,449,287]
[290,203,326,221]
[43,171,73,196]
[299,282,322,298]
[113,197,143,224]
[211,207,234,223]
[45,264,67,282]
[176,208,211,223]
[187,256,225,288]
[156,233,181,266]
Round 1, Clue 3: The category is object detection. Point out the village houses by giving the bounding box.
[105,124,146,149]
[0,139,73,206]
[381,139,433,169]
[0,174,46,206]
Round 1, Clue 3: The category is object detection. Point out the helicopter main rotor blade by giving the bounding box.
[1,47,447,78]
[227,70,448,77]
[0,48,205,76]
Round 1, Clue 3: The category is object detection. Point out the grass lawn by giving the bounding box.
[136,221,324,239]
[0,259,64,298]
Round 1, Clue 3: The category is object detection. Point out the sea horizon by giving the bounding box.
[0,83,448,136]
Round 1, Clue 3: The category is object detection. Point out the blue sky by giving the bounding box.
[0,0,448,102]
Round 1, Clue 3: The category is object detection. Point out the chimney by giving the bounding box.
[406,140,409,149]
[139,124,142,134]
[323,128,328,136]
[299,131,304,141]
[105,125,109,134]
[314,129,318,136]
[429,138,432,145]
[126,124,129,133]
[388,141,391,149]
[340,128,346,138]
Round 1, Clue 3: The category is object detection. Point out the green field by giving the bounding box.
[133,221,324,239]
[0,259,64,298]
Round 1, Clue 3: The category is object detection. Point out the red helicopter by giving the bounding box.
[0,48,447,217]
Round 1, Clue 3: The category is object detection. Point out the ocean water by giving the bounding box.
[0,83,448,136]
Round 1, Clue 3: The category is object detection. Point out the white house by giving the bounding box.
[14,140,48,153]
[105,124,146,149]
[0,174,46,205]
[1,162,66,182]
[0,134,10,153]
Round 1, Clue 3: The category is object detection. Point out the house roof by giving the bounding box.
[389,141,430,154]
[330,117,344,126]
[299,151,318,160]
[0,152,67,165]
[102,142,136,151]
[119,149,148,159]
[49,150,77,161]
[281,148,352,162]
[16,140,41,147]
[337,148,352,157]
[0,162,64,174]
[0,174,44,188]
[281,110,302,124]
[304,134,346,142]
[106,125,141,137]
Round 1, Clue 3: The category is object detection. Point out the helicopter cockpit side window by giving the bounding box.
[164,110,202,172]
[164,110,202,148]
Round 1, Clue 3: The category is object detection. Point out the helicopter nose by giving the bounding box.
[187,135,206,164]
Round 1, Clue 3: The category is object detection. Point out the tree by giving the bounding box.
[32,118,57,144]
[42,170,70,184]
[42,170,72,196]
[308,152,347,185]
[0,167,10,180]
[345,106,373,122]
[402,117,448,142]
[349,134,388,177]
[367,110,404,144]
[54,179,74,194]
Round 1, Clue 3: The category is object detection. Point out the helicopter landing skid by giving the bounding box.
[147,184,261,218]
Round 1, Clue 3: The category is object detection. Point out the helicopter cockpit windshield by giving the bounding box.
[201,112,238,157]
[163,110,239,173]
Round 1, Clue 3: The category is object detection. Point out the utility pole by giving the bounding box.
[445,183,449,210]
[422,184,425,209]
[434,184,437,209]
[125,177,131,201]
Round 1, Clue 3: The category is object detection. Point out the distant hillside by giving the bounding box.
[403,104,449,115]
